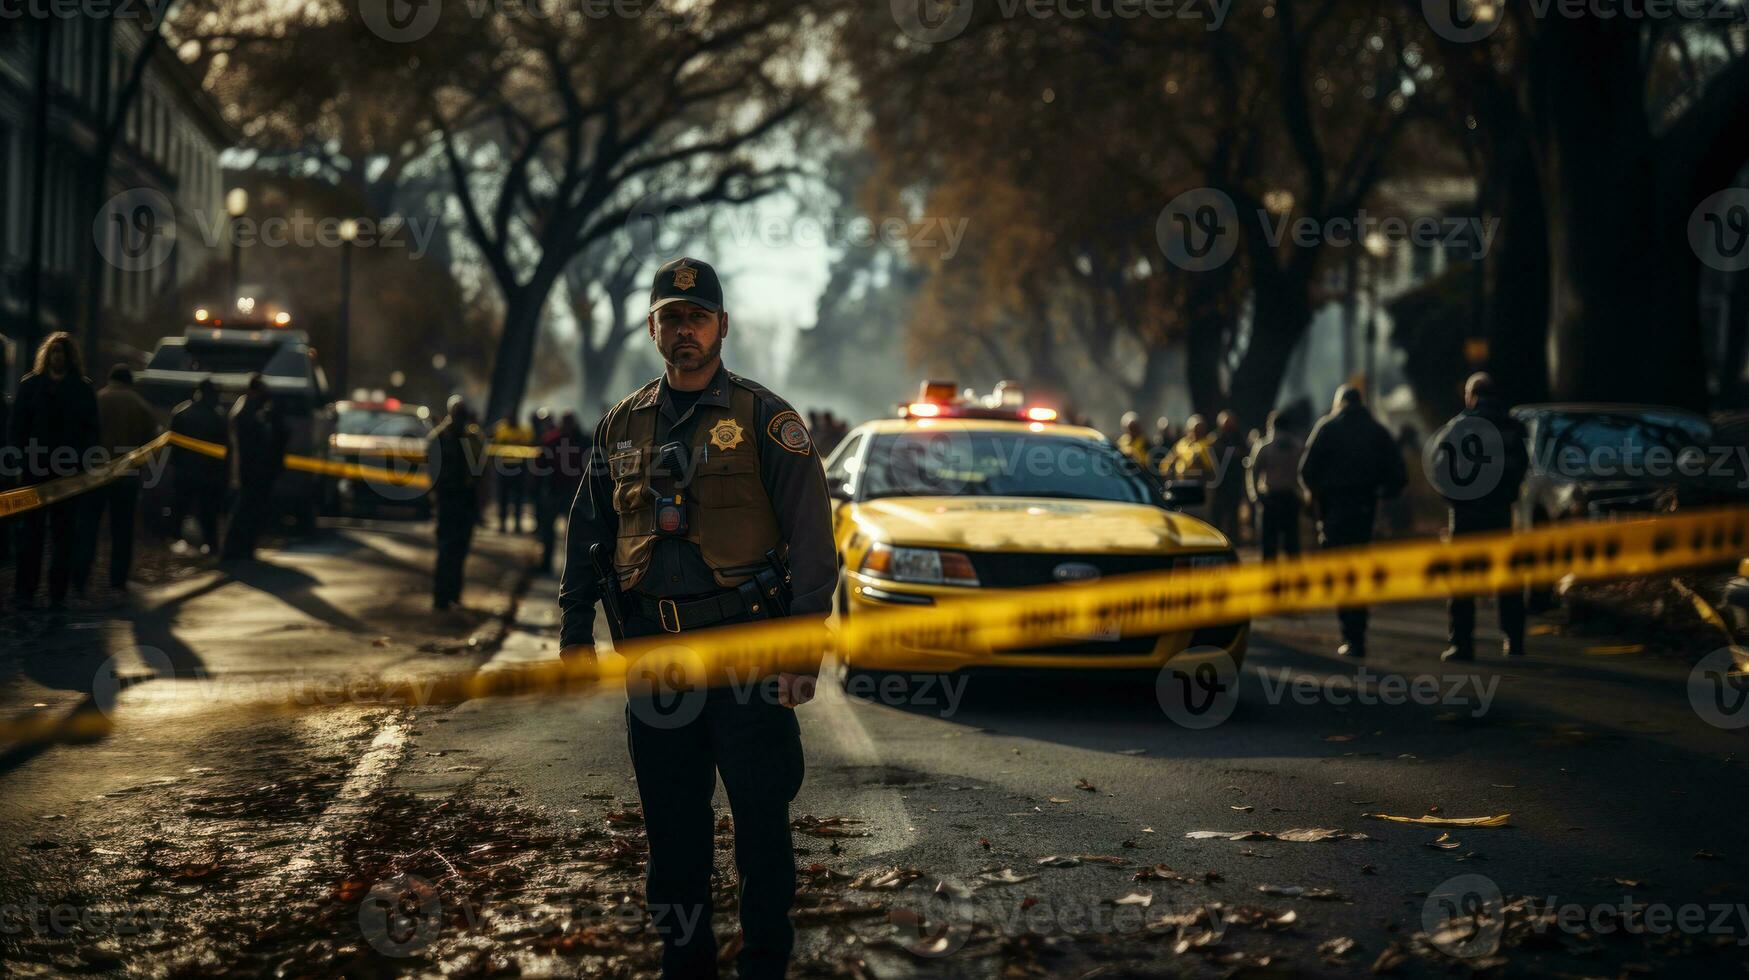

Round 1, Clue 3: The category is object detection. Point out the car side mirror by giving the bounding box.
[1162,480,1205,509]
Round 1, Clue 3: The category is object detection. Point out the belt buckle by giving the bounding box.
[659,598,682,634]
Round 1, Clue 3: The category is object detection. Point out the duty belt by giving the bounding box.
[633,588,757,634]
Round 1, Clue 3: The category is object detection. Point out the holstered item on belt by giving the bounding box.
[753,548,792,619]
[589,543,627,642]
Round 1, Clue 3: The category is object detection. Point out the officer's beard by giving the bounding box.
[663,332,723,373]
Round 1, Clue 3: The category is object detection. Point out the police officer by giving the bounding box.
[430,395,485,611]
[558,256,835,980]
[1116,411,1151,468]
[1432,373,1530,661]
[170,378,229,552]
[1299,384,1406,658]
[221,374,287,562]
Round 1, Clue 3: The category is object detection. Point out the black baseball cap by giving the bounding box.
[649,256,723,314]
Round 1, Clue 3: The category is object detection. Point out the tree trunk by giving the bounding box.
[1183,268,1232,419]
[484,287,549,425]
[1533,21,1707,410]
[1481,127,1549,407]
[1228,283,1312,430]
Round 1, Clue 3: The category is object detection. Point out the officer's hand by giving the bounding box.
[776,672,816,709]
[559,645,597,667]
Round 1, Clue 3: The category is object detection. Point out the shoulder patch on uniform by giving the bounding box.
[767,410,812,456]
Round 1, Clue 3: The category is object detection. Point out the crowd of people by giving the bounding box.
[1115,399,1431,552]
[1114,375,1530,661]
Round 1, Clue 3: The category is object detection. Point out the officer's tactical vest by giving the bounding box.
[603,379,780,592]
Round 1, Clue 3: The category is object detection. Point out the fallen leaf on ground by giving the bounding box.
[1047,797,1072,805]
[1075,778,1098,792]
[977,867,1035,885]
[1257,884,1344,900]
[1319,936,1357,961]
[1230,805,1254,813]
[1363,812,1510,827]
[1037,855,1081,867]
[1185,828,1368,842]
[1425,832,1462,850]
[850,867,924,890]
[1111,891,1153,907]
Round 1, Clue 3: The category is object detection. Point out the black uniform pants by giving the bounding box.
[222,483,273,560]
[1259,492,1301,560]
[433,496,476,606]
[1316,496,1379,648]
[1447,504,1526,653]
[15,496,78,604]
[497,470,526,532]
[174,479,225,549]
[621,611,805,980]
[75,478,139,589]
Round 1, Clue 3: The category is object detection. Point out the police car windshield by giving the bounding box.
[860,430,1154,503]
[338,409,429,438]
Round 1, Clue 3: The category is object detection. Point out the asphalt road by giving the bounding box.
[2,519,1746,978]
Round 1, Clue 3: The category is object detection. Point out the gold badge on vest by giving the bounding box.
[708,418,745,451]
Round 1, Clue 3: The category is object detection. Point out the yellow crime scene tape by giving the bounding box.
[0,432,549,517]
[2,505,1745,746]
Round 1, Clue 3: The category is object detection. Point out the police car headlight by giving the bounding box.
[861,542,980,587]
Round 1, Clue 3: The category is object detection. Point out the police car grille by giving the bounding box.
[966,552,1178,589]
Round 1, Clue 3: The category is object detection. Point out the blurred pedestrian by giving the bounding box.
[1298,384,1406,658]
[1162,414,1215,483]
[221,374,287,562]
[1433,373,1530,662]
[1209,410,1246,541]
[1247,410,1304,560]
[1149,416,1175,470]
[536,410,589,574]
[431,396,485,610]
[491,413,534,534]
[1116,411,1151,468]
[170,378,228,553]
[11,332,100,609]
[78,365,160,593]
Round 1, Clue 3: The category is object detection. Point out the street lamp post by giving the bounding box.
[337,219,358,401]
[225,188,248,306]
[1363,231,1391,403]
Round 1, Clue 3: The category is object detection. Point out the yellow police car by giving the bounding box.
[824,382,1248,674]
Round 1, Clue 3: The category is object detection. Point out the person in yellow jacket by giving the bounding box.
[1161,414,1217,483]
[1115,411,1152,469]
[490,415,536,533]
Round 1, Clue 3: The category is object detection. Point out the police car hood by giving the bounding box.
[852,496,1229,553]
